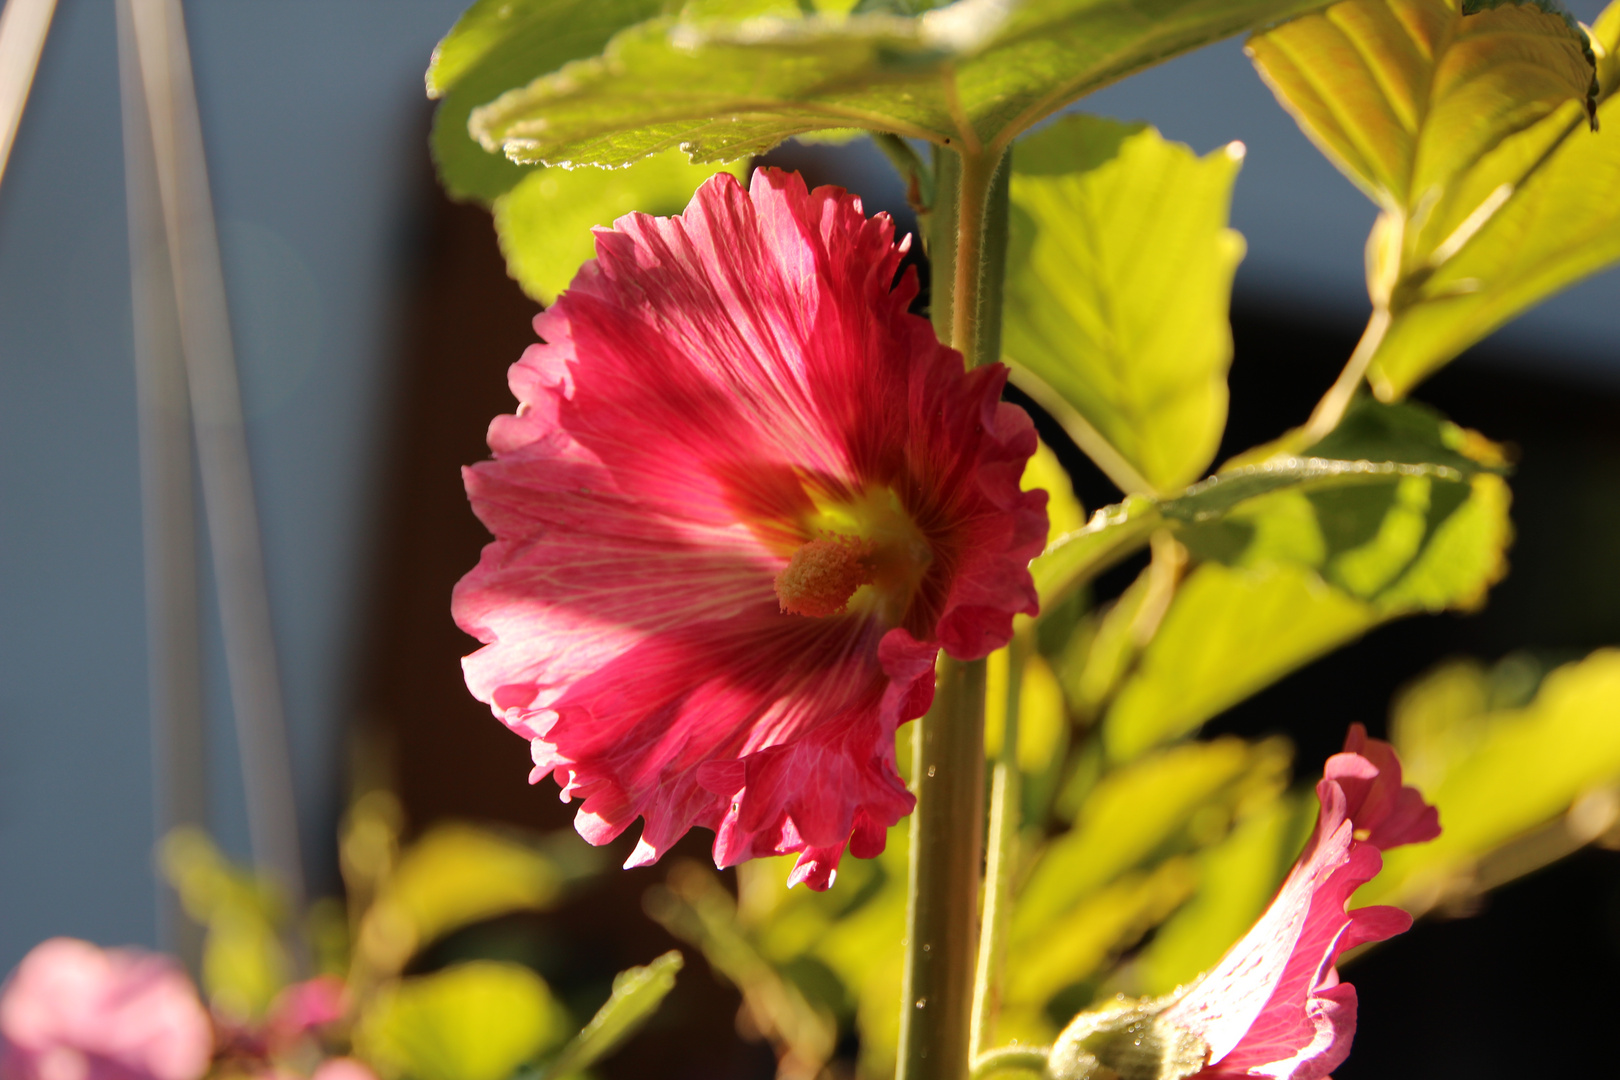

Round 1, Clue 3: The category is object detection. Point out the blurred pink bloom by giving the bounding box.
[264,977,346,1047]
[1160,724,1441,1079]
[454,168,1046,889]
[308,1060,375,1080]
[0,939,212,1080]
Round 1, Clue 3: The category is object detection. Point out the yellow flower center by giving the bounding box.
[774,486,932,621]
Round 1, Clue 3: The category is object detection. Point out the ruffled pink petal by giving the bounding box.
[0,940,213,1080]
[1162,728,1438,1078]
[1336,723,1441,850]
[454,168,1043,887]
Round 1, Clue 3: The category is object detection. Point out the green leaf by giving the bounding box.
[1100,402,1513,760]
[160,828,290,1020]
[494,151,747,303]
[1033,495,1163,611]
[1133,792,1313,995]
[1368,5,1620,397]
[1024,437,1085,544]
[357,824,575,976]
[1012,737,1289,939]
[1030,399,1506,612]
[1004,115,1245,494]
[357,963,571,1080]
[1250,0,1594,214]
[1105,563,1382,761]
[468,0,1341,168]
[428,0,670,203]
[1249,0,1606,396]
[1362,649,1620,913]
[536,952,685,1080]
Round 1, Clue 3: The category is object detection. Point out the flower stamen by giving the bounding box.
[775,536,876,617]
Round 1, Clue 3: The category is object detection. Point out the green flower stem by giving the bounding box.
[1299,305,1391,445]
[899,655,987,1080]
[898,144,1012,1080]
[971,635,1027,1060]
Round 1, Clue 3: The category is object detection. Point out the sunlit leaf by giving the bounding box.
[469,0,1340,168]
[357,824,579,976]
[427,0,669,202]
[1249,0,1608,396]
[161,828,290,1020]
[1362,649,1620,913]
[536,952,685,1080]
[1030,400,1506,613]
[358,963,571,1080]
[1005,858,1199,1011]
[1013,738,1289,938]
[494,151,747,303]
[1132,793,1312,995]
[1004,116,1244,494]
[1369,26,1620,396]
[1095,402,1512,759]
[1024,437,1085,545]
[1105,564,1380,761]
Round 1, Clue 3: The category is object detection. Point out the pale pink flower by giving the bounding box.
[1159,724,1441,1079]
[454,168,1046,889]
[0,939,212,1080]
[309,1060,376,1080]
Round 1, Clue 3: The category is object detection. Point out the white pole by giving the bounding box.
[0,0,57,192]
[126,0,306,913]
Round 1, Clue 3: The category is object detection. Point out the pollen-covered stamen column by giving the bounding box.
[898,145,1011,1080]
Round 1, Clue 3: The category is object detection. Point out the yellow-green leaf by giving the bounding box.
[1250,0,1594,214]
[428,0,671,203]
[537,952,685,1080]
[468,0,1340,168]
[1102,403,1513,760]
[1250,0,1608,396]
[1004,115,1245,494]
[1012,737,1289,937]
[1363,649,1620,913]
[357,963,571,1080]
[1368,4,1620,396]
[494,151,747,303]
[357,824,572,976]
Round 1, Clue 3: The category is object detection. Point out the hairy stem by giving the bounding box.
[1300,306,1391,444]
[899,144,1011,1080]
[971,635,1026,1059]
[898,656,987,1080]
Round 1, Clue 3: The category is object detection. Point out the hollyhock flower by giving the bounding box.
[0,939,212,1080]
[454,167,1046,889]
[1053,725,1439,1080]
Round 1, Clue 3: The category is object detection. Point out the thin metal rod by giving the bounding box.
[0,0,57,192]
[127,0,305,910]
[116,0,207,966]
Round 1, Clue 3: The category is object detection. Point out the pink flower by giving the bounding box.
[454,168,1046,889]
[0,939,213,1080]
[264,977,346,1047]
[1158,724,1441,1079]
[309,1060,376,1080]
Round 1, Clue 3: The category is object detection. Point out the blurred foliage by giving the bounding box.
[1003,115,1245,495]
[163,828,292,1021]
[356,962,572,1080]
[1364,649,1620,914]
[166,795,675,1080]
